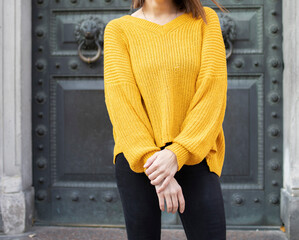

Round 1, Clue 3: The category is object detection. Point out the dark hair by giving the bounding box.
[130,0,229,24]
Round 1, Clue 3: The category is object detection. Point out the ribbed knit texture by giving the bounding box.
[103,6,228,177]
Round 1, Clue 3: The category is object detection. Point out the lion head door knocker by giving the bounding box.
[219,13,237,60]
[74,16,105,64]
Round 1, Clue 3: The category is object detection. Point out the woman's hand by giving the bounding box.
[144,149,178,193]
[155,177,185,214]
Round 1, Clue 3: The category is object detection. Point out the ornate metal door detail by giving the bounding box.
[220,13,236,59]
[74,16,105,63]
[32,0,283,228]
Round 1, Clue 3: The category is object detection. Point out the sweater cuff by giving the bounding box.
[164,143,190,171]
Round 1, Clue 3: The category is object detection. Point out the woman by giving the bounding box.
[103,0,229,239]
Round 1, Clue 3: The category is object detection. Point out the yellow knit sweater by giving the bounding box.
[103,6,228,177]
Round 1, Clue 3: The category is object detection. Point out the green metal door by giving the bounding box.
[32,0,283,228]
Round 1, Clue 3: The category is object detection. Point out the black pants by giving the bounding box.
[115,142,226,240]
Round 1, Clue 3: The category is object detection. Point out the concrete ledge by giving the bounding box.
[281,188,299,240]
[0,226,288,240]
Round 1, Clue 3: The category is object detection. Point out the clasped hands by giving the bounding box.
[143,149,185,214]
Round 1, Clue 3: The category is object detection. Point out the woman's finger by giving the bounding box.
[178,189,185,214]
[165,193,173,213]
[171,194,178,214]
[143,153,158,168]
[148,168,161,181]
[145,162,159,176]
[157,176,172,193]
[150,175,165,186]
[157,194,165,212]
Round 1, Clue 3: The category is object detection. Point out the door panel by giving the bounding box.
[32,0,283,227]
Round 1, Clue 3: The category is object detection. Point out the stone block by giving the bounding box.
[0,186,34,235]
[281,188,299,240]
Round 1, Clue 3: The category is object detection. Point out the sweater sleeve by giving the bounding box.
[103,20,161,173]
[164,7,228,171]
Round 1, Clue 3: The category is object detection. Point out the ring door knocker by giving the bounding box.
[219,13,237,60]
[74,16,105,64]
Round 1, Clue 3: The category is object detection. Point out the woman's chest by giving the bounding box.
[128,35,202,82]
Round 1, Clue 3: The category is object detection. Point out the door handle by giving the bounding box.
[219,13,237,59]
[74,16,105,64]
[77,40,101,64]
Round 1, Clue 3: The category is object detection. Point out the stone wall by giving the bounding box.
[0,0,34,235]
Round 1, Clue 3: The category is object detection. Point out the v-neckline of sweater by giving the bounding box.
[123,11,192,35]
